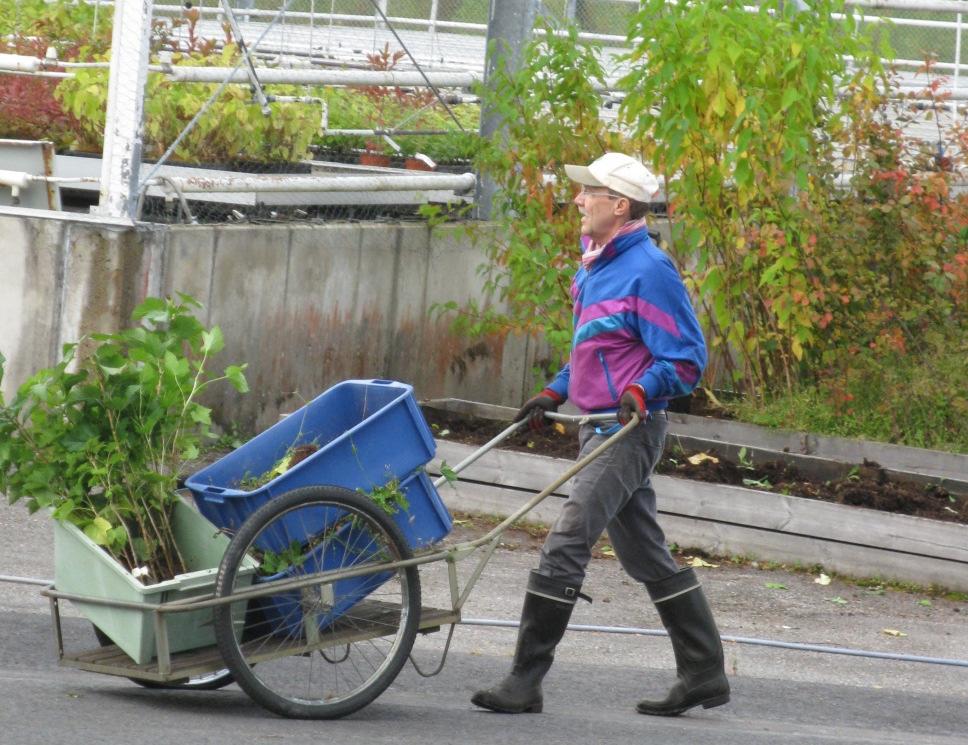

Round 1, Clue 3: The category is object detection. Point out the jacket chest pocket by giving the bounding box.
[597,350,619,400]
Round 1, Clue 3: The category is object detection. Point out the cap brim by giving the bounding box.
[564,164,605,187]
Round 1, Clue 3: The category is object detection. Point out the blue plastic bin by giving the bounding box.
[256,471,452,637]
[186,379,437,543]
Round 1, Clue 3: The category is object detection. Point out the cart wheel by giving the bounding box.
[91,625,235,691]
[213,485,421,719]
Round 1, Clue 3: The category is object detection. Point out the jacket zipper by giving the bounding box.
[597,351,618,401]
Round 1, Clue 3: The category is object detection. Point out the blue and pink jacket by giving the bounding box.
[544,225,707,414]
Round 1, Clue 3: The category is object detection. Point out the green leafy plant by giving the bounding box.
[0,1,111,147]
[435,18,624,372]
[55,42,321,162]
[0,294,248,583]
[359,478,409,516]
[257,540,308,576]
[619,0,887,398]
[439,461,459,486]
[237,442,319,491]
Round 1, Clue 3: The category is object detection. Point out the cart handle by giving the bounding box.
[431,411,619,489]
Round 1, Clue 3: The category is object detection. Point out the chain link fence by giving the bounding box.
[3,1,968,223]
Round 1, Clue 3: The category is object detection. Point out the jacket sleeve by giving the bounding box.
[545,363,570,402]
[633,257,707,401]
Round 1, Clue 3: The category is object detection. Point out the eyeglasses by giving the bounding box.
[578,187,621,199]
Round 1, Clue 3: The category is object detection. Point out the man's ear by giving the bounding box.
[614,197,631,218]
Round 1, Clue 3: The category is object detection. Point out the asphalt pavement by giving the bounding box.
[1,501,967,744]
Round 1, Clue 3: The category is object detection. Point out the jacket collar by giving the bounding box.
[580,219,650,269]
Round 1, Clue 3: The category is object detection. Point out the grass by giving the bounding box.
[725,337,968,455]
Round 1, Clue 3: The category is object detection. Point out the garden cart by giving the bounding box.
[41,379,639,719]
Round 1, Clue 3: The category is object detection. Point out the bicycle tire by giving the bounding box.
[213,484,421,719]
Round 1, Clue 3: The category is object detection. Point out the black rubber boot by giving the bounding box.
[471,571,583,713]
[637,567,730,717]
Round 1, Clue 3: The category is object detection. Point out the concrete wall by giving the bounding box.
[0,211,543,433]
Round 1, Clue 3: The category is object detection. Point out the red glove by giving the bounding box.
[514,389,563,431]
[617,384,647,425]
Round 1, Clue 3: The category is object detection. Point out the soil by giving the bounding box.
[421,407,968,527]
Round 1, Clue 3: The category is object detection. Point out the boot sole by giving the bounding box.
[637,693,730,717]
[471,693,542,714]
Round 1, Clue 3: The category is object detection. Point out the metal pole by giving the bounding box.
[478,0,538,219]
[97,0,154,221]
[956,13,963,100]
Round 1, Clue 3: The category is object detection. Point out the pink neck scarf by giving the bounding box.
[581,219,649,269]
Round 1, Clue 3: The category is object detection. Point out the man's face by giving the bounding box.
[574,186,626,243]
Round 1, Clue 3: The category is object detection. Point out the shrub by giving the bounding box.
[437,18,626,369]
[729,330,968,453]
[0,296,248,583]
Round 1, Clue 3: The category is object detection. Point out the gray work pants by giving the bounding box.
[537,412,679,586]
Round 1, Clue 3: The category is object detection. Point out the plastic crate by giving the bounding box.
[255,471,452,637]
[186,379,437,542]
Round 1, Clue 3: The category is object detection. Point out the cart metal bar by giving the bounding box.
[431,411,619,489]
[41,587,166,612]
[432,419,526,489]
[124,415,641,615]
[461,414,636,551]
[58,604,461,682]
[40,415,637,623]
[49,596,64,659]
[154,610,171,675]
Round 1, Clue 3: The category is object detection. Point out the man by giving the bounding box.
[471,152,730,717]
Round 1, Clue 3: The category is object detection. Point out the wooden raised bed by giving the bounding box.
[424,398,968,496]
[422,399,968,591]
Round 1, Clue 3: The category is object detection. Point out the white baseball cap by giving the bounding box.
[564,152,659,203]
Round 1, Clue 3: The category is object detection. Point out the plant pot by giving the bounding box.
[404,157,434,171]
[53,497,253,665]
[359,152,391,167]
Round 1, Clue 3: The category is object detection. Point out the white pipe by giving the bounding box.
[0,53,40,72]
[163,65,479,87]
[152,172,476,194]
[0,170,31,189]
[0,69,73,78]
[956,14,963,94]
[847,0,968,11]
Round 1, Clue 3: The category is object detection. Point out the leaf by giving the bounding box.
[765,583,787,590]
[202,327,224,355]
[687,452,719,465]
[83,517,113,546]
[827,596,848,605]
[189,405,212,425]
[599,545,616,557]
[686,556,719,568]
[917,599,932,607]
[814,573,831,586]
[881,628,907,637]
[440,462,458,484]
[225,365,249,393]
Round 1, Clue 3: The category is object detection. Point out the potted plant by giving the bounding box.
[0,294,250,663]
[359,138,393,168]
